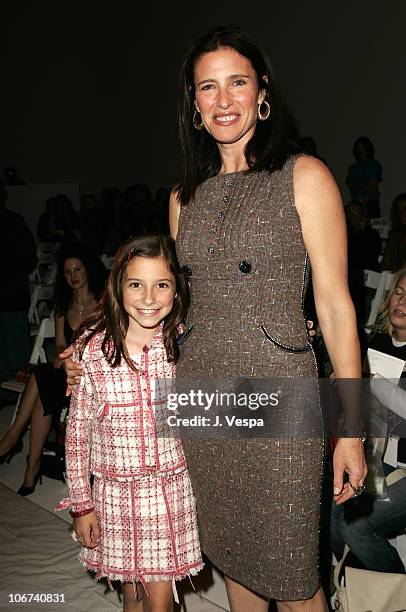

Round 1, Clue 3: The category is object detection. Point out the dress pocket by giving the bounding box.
[260,325,311,353]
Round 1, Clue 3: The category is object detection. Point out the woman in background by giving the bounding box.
[0,242,107,495]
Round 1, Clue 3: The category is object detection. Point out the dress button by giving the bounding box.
[212,227,217,232]
[239,260,252,274]
[223,195,230,204]
[208,246,215,254]
[217,211,224,218]
[142,345,149,353]
[181,265,192,277]
[147,400,152,407]
[225,178,234,187]
[226,547,231,555]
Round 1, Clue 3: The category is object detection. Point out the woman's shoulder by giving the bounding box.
[290,154,339,214]
[290,153,330,181]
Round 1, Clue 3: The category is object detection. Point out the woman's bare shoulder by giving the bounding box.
[293,155,342,215]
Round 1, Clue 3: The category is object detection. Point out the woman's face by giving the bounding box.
[64,257,88,290]
[389,274,406,340]
[194,47,265,147]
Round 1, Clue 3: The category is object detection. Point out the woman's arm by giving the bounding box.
[169,188,181,240]
[294,156,367,503]
[294,157,360,377]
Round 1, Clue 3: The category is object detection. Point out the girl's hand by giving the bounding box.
[59,345,84,395]
[332,437,367,505]
[73,512,100,548]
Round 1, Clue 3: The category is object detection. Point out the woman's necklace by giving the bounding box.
[74,297,92,317]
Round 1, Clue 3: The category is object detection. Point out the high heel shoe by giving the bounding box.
[17,465,43,496]
[0,438,23,465]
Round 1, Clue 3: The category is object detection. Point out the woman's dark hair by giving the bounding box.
[177,26,299,204]
[54,242,108,315]
[76,235,190,366]
[391,193,406,230]
[353,136,375,160]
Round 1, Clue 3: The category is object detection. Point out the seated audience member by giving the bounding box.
[381,193,406,272]
[346,136,383,219]
[0,242,107,495]
[0,185,37,381]
[330,267,406,573]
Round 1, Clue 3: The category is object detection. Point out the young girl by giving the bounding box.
[57,235,203,612]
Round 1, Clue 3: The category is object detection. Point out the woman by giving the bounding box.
[330,267,406,573]
[169,27,366,611]
[0,242,107,495]
[64,27,366,611]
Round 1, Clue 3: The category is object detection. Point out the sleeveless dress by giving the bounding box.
[175,156,325,601]
[33,316,73,417]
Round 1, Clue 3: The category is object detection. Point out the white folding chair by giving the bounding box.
[28,284,55,330]
[1,317,56,423]
[363,269,393,332]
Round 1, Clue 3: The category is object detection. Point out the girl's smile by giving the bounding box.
[122,255,176,336]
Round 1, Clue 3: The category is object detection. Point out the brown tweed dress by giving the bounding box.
[175,155,325,601]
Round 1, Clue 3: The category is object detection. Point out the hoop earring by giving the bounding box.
[258,100,270,121]
[193,110,204,130]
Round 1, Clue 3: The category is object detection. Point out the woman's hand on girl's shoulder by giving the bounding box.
[59,344,84,395]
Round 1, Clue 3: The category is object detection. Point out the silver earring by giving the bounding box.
[258,100,270,121]
[193,109,204,130]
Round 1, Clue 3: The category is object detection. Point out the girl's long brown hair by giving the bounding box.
[74,235,190,367]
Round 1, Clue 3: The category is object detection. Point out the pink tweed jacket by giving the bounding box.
[63,327,185,514]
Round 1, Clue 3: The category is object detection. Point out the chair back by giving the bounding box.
[29,316,56,364]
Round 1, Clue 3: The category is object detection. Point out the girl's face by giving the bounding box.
[64,257,88,290]
[194,47,265,147]
[389,274,406,340]
[123,256,176,333]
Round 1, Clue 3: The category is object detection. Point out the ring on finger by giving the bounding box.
[350,482,365,497]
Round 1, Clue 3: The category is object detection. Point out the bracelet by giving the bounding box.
[69,507,95,518]
[339,430,367,443]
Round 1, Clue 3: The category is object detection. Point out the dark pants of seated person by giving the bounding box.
[330,464,406,573]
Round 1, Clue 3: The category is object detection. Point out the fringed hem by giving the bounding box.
[79,556,204,584]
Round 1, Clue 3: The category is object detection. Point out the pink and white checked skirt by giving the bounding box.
[80,469,203,585]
